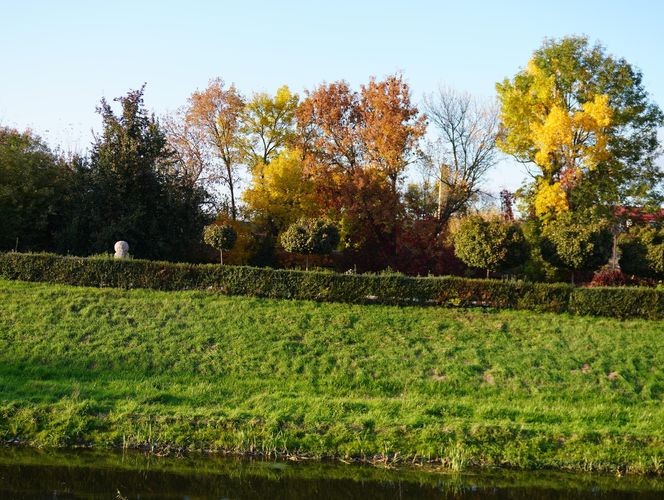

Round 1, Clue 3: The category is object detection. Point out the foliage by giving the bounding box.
[6,250,664,319]
[619,227,664,278]
[453,216,529,276]
[394,217,465,277]
[66,86,209,261]
[496,36,664,220]
[179,78,245,219]
[203,223,237,264]
[0,127,72,252]
[588,268,629,287]
[1,279,664,474]
[242,148,316,231]
[241,85,299,170]
[540,212,612,277]
[296,75,426,262]
[279,218,340,266]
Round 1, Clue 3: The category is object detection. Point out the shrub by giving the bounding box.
[569,287,664,320]
[453,216,529,277]
[541,212,612,282]
[2,251,663,319]
[280,218,340,270]
[203,224,237,265]
[588,268,629,287]
[619,228,664,278]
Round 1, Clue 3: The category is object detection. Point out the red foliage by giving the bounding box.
[394,217,466,276]
[588,268,628,287]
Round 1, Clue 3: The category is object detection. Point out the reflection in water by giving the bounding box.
[0,448,662,499]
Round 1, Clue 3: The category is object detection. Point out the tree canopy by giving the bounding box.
[497,36,664,221]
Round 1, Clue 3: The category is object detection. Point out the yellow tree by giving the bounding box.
[242,148,316,231]
[496,36,663,221]
[242,85,299,172]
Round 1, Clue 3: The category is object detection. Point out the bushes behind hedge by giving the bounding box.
[0,252,661,319]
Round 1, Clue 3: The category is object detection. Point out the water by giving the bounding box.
[0,448,662,499]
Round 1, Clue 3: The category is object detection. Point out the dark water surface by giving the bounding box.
[0,448,662,499]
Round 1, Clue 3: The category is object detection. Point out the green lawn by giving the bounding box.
[0,279,662,474]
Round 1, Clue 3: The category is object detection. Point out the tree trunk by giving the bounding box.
[220,249,223,266]
[486,269,490,279]
[437,174,445,221]
[226,162,237,221]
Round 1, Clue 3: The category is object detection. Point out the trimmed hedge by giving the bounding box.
[0,252,661,319]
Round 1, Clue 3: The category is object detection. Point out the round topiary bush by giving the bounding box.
[280,217,340,270]
[453,216,529,278]
[203,223,237,265]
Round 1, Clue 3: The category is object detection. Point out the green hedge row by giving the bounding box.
[1,252,662,319]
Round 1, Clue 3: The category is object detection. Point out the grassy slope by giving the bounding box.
[0,279,663,474]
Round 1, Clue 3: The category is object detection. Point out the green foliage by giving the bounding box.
[0,127,72,252]
[569,286,664,320]
[203,224,238,264]
[520,219,567,282]
[280,218,340,256]
[619,227,664,278]
[541,212,612,275]
[4,251,664,319]
[66,86,209,260]
[1,279,663,473]
[453,216,529,276]
[497,35,664,214]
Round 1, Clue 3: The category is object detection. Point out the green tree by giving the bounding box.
[540,212,612,282]
[496,36,664,220]
[203,223,237,264]
[619,227,664,278]
[280,217,340,270]
[453,216,528,278]
[0,127,72,252]
[76,86,209,260]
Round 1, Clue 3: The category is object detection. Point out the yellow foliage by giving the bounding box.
[580,94,612,128]
[243,148,315,230]
[531,106,574,172]
[534,181,569,219]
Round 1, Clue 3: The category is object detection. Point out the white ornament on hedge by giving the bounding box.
[114,241,129,259]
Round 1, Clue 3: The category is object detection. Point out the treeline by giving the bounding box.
[1,90,208,261]
[1,36,663,282]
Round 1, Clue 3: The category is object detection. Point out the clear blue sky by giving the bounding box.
[2,0,663,192]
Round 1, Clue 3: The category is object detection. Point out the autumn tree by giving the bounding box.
[241,87,305,234]
[422,87,499,228]
[170,78,245,219]
[296,74,425,264]
[360,75,426,191]
[242,148,315,232]
[496,36,664,221]
[162,109,209,188]
[242,85,299,171]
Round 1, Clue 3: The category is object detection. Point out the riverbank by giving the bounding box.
[0,279,662,474]
[2,447,664,499]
